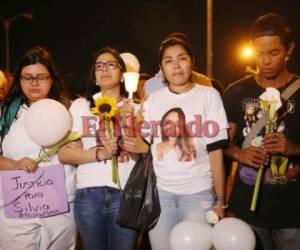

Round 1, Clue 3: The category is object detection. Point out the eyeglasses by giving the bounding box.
[95,61,119,71]
[21,74,50,84]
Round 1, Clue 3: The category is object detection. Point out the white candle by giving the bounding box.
[123,72,140,99]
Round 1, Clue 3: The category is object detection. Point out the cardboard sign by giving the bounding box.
[1,164,68,219]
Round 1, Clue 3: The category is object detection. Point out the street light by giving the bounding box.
[239,44,258,75]
[0,12,34,73]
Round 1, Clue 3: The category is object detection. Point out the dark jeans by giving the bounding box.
[251,225,300,250]
[74,186,137,250]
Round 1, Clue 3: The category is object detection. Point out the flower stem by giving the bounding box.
[105,119,119,186]
[112,155,118,183]
[35,132,81,164]
[250,167,263,212]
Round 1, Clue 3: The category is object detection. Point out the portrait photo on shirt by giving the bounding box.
[156,107,197,162]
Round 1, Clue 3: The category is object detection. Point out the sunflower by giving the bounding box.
[90,95,120,185]
[91,95,118,119]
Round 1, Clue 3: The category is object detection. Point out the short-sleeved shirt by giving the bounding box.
[142,85,228,195]
[69,96,137,189]
[223,75,300,228]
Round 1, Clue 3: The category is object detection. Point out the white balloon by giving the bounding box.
[120,52,140,72]
[169,220,213,250]
[25,99,71,147]
[213,218,256,250]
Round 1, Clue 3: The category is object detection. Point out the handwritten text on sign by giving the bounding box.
[1,164,68,219]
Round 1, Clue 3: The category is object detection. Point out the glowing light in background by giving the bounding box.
[243,47,253,57]
[241,46,253,59]
[239,45,258,75]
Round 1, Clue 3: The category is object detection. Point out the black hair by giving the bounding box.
[166,32,190,43]
[139,72,152,81]
[250,13,292,47]
[0,46,67,153]
[1,46,67,108]
[86,47,127,101]
[158,36,194,85]
[159,36,194,66]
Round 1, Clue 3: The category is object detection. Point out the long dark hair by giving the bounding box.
[86,47,127,102]
[2,46,67,108]
[0,46,68,152]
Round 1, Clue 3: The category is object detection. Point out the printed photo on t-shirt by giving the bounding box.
[156,107,197,162]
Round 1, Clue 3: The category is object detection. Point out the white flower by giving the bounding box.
[259,87,282,122]
[206,210,219,224]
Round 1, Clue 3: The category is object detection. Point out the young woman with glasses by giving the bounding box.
[58,47,138,250]
[0,47,77,249]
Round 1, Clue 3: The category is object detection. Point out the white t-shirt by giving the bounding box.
[142,85,228,195]
[0,104,76,206]
[69,96,137,189]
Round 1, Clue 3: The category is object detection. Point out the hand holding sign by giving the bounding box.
[1,165,69,219]
[12,157,38,173]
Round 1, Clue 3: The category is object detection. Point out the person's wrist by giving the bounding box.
[215,195,226,206]
[11,160,18,170]
[214,203,228,209]
[95,147,108,162]
[138,137,150,154]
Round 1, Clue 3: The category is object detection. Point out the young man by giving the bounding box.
[223,13,300,250]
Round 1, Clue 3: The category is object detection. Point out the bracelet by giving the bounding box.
[95,147,102,162]
[214,204,228,209]
[215,195,225,202]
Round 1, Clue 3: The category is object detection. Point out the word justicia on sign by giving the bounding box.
[81,114,220,138]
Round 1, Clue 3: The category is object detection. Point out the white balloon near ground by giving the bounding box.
[120,52,140,72]
[212,217,256,250]
[25,99,71,147]
[169,220,213,250]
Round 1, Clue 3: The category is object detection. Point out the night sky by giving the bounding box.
[1,0,300,95]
